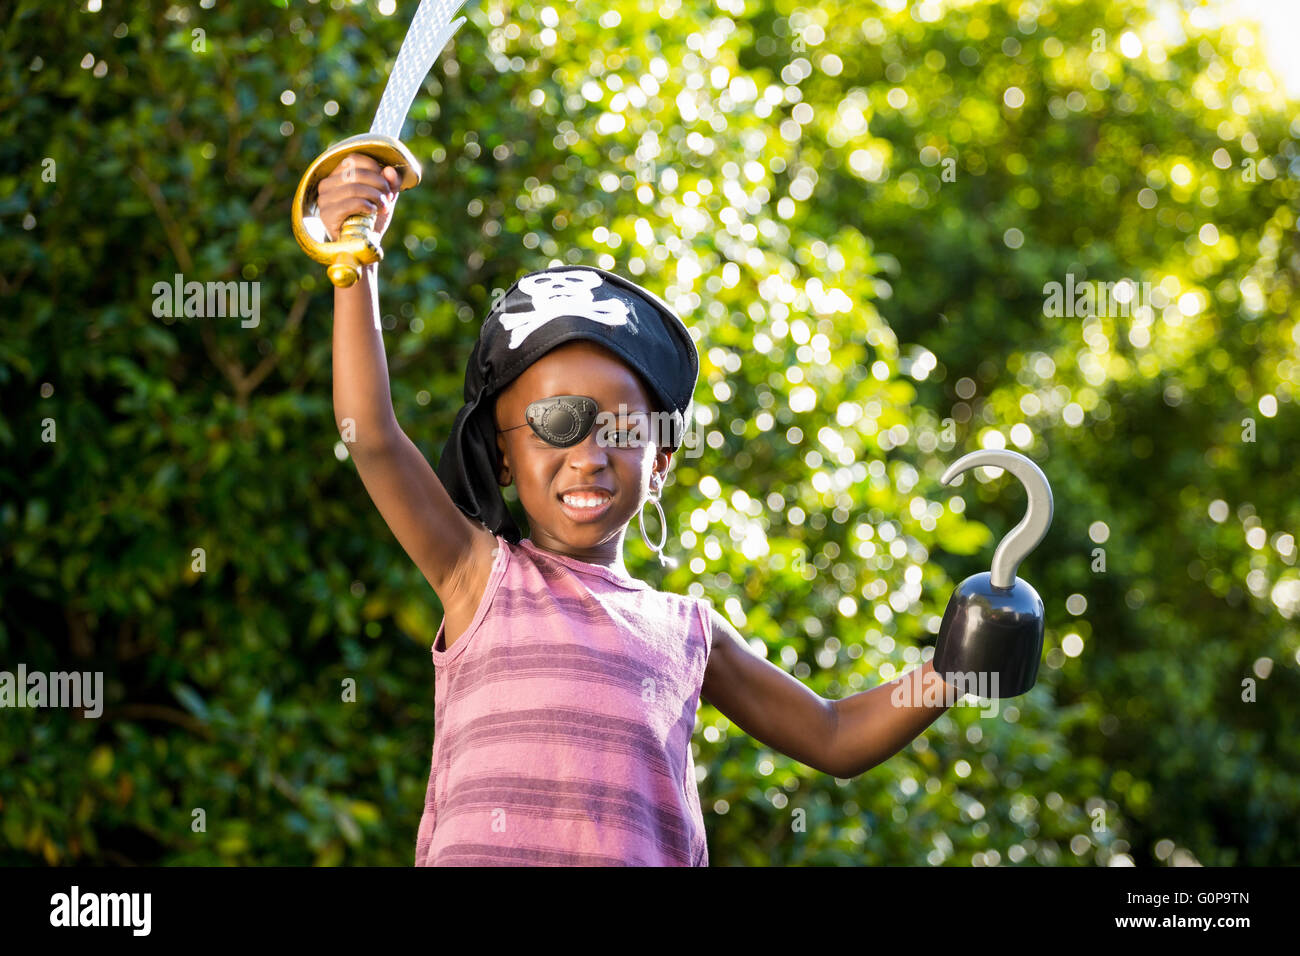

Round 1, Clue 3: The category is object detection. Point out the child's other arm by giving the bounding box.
[323,157,494,602]
[700,606,952,778]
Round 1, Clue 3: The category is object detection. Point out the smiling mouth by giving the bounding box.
[558,490,614,521]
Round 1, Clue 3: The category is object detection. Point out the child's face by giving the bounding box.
[493,340,672,560]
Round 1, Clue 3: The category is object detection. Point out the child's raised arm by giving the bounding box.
[321,156,495,606]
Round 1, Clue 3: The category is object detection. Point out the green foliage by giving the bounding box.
[1,0,1296,866]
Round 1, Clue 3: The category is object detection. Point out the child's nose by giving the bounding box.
[565,425,613,466]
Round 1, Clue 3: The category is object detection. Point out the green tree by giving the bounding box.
[1,0,1295,866]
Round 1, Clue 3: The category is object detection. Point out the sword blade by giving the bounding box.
[369,0,470,139]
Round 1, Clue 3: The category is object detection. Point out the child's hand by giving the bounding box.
[315,154,401,242]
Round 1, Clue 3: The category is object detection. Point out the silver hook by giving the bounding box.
[941,449,1054,590]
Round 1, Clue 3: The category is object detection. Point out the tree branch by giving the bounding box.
[99,703,215,740]
[129,165,194,274]
[0,263,34,297]
[238,286,312,399]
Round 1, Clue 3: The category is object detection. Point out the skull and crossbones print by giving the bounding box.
[497,270,631,349]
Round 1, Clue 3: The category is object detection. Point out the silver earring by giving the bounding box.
[639,482,675,568]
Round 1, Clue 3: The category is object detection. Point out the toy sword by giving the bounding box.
[291,0,469,287]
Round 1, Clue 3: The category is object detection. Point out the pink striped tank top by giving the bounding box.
[414,534,713,866]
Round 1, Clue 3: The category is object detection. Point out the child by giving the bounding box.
[318,156,958,866]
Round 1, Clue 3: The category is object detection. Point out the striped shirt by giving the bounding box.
[414,535,713,866]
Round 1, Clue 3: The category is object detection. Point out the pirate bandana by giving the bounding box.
[434,265,700,544]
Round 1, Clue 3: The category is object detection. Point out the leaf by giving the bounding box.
[172,683,210,722]
[939,521,994,557]
[89,745,114,778]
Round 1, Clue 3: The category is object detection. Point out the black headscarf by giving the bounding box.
[434,265,700,544]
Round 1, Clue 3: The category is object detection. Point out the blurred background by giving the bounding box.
[1,0,1297,866]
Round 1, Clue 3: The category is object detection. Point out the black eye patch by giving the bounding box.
[500,395,599,447]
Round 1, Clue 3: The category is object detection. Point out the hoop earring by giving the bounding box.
[639,483,675,568]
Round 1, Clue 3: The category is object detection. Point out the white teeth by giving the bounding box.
[563,494,609,509]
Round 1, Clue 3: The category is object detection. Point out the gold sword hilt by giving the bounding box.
[291,133,422,288]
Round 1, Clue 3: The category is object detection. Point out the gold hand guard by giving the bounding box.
[291,133,422,288]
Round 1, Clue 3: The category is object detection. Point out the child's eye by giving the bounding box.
[593,417,649,447]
